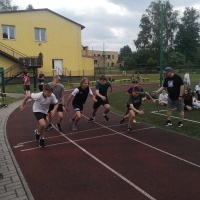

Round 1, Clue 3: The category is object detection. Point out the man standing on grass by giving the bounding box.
[153,67,184,127]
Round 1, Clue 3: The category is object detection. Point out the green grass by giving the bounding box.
[109,85,200,139]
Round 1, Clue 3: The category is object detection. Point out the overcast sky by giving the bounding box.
[11,0,200,52]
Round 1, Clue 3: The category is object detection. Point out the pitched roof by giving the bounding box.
[0,8,85,30]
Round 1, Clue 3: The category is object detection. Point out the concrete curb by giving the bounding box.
[0,95,35,200]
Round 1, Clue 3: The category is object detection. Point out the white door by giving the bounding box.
[53,60,63,75]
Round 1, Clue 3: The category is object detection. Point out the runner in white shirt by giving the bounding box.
[20,84,58,147]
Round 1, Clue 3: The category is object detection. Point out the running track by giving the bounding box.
[6,85,200,200]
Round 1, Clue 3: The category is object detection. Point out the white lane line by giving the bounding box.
[17,123,121,145]
[51,127,157,200]
[20,133,118,152]
[151,111,200,124]
[84,115,200,169]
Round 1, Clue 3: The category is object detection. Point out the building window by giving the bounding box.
[108,55,110,59]
[112,55,114,59]
[2,25,15,39]
[35,28,46,42]
[94,60,98,64]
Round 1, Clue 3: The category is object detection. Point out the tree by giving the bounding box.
[26,4,34,10]
[0,0,18,11]
[119,45,132,61]
[174,7,200,65]
[134,1,178,64]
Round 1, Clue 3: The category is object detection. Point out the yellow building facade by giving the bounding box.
[0,9,94,77]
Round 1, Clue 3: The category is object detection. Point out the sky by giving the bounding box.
[11,0,200,52]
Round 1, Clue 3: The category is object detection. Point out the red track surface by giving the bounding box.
[7,86,200,200]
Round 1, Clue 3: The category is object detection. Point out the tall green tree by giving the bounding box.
[26,4,34,10]
[0,0,18,11]
[174,7,200,65]
[134,1,178,63]
[119,45,132,61]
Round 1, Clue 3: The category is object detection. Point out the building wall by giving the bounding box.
[82,48,119,68]
[0,55,14,69]
[82,56,94,76]
[0,10,93,77]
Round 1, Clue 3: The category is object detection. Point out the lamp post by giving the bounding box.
[159,2,164,86]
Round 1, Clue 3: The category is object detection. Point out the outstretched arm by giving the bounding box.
[20,94,31,111]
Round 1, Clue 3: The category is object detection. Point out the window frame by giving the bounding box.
[2,25,16,40]
[34,28,46,42]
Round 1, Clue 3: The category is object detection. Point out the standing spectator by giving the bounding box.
[37,71,45,91]
[153,67,184,127]
[195,82,200,100]
[158,89,168,105]
[183,88,193,111]
[87,74,112,122]
[184,72,190,86]
[20,84,58,147]
[66,78,96,131]
[45,75,65,132]
[23,71,31,95]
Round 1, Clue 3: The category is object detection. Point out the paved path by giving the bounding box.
[0,93,34,200]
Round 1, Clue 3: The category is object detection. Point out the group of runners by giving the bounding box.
[20,67,185,147]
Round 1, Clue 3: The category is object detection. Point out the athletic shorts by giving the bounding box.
[25,85,30,91]
[72,103,83,112]
[167,98,184,111]
[48,104,63,113]
[93,97,109,109]
[34,112,47,121]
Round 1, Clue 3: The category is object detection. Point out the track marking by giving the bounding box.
[151,110,200,124]
[16,123,126,146]
[19,117,157,199]
[54,129,157,200]
[83,115,200,169]
[21,133,118,152]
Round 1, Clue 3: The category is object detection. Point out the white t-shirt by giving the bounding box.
[71,87,93,96]
[31,92,58,114]
[195,84,200,91]
[159,93,168,101]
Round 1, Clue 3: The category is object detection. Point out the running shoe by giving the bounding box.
[45,124,53,131]
[56,123,62,132]
[177,121,183,128]
[70,118,75,123]
[132,119,137,123]
[87,117,95,122]
[39,138,45,148]
[120,118,125,124]
[34,129,40,141]
[72,123,78,131]
[103,113,110,121]
[127,127,133,132]
[165,120,172,126]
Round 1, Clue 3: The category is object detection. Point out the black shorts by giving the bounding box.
[72,103,83,112]
[93,97,109,109]
[25,85,30,91]
[34,112,47,121]
[48,104,63,112]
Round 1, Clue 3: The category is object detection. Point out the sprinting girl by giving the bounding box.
[66,78,96,131]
